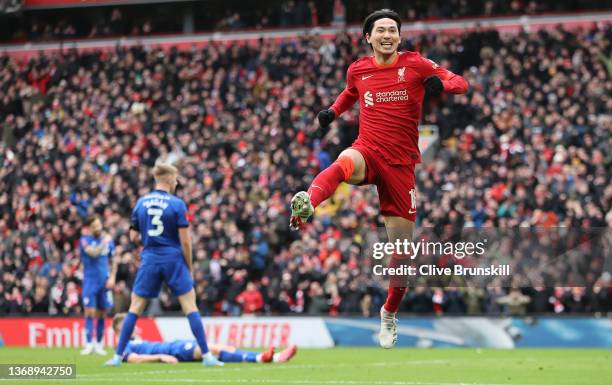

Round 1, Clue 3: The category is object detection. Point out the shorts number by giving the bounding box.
[147,208,164,236]
[409,188,417,214]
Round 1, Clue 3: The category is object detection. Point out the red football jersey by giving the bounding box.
[330,51,468,165]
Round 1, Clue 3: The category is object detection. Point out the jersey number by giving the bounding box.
[147,208,164,236]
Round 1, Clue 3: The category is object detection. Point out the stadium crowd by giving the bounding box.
[2,0,608,43]
[0,21,610,316]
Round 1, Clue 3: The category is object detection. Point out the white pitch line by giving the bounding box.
[74,378,531,385]
[78,360,451,378]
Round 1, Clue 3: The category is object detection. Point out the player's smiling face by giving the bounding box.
[367,18,400,56]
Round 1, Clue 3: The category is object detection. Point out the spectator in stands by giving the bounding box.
[236,282,265,315]
[497,288,531,316]
[0,23,609,317]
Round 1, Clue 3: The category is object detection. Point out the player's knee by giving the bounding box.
[129,295,148,314]
[384,216,415,239]
[179,300,198,315]
[177,290,198,314]
[338,149,365,183]
[334,155,355,182]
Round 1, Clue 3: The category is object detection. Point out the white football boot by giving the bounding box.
[80,343,94,355]
[94,342,107,356]
[379,306,398,349]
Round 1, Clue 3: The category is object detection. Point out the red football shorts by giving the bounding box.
[351,144,417,222]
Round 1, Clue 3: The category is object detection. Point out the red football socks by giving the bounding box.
[383,255,409,313]
[307,156,354,208]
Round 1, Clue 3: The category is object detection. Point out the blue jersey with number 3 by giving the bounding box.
[131,190,189,265]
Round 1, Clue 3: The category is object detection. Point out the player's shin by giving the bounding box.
[81,315,95,355]
[96,317,105,343]
[94,317,107,355]
[307,156,354,208]
[379,255,408,349]
[186,312,223,367]
[85,316,94,344]
[218,350,258,363]
[115,312,138,354]
[383,255,409,313]
[104,311,137,366]
[291,156,353,229]
[187,312,209,353]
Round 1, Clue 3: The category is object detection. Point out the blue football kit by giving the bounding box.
[106,188,221,368]
[80,235,115,310]
[130,189,193,298]
[122,340,261,364]
[123,340,196,362]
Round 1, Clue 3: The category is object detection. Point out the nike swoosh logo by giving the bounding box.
[362,75,374,80]
[408,209,417,214]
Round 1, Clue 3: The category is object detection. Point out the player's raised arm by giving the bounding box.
[416,54,469,96]
[317,64,359,128]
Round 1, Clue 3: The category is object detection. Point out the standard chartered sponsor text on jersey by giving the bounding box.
[376,89,409,103]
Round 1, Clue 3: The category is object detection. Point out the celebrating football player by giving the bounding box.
[289,9,469,348]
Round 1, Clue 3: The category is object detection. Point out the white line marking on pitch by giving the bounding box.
[73,377,525,385]
[74,379,531,385]
[78,360,450,378]
[74,360,533,385]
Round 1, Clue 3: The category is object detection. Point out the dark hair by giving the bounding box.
[86,215,100,227]
[362,9,401,38]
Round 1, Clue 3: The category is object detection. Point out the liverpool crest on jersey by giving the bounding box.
[397,66,406,82]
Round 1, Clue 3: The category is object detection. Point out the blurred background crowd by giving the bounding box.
[0,2,610,317]
[1,0,610,42]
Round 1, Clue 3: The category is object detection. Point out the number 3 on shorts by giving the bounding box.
[147,208,164,236]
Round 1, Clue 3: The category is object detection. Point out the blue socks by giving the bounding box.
[84,316,94,343]
[96,318,105,343]
[187,312,209,354]
[115,312,138,355]
[218,350,259,363]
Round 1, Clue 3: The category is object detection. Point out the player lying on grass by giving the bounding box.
[289,8,468,349]
[112,313,298,364]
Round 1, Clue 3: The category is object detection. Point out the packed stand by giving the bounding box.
[2,0,609,43]
[0,23,611,316]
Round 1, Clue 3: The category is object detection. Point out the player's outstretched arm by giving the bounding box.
[126,353,179,364]
[417,55,469,96]
[435,71,468,94]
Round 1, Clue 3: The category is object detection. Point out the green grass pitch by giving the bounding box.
[0,347,610,385]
